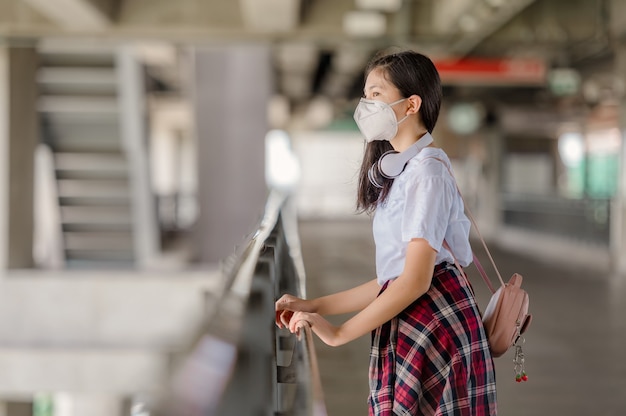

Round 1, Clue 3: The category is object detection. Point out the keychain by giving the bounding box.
[513,335,528,382]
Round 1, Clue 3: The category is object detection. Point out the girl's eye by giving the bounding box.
[362,91,380,99]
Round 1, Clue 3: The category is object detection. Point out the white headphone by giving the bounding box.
[368,133,434,188]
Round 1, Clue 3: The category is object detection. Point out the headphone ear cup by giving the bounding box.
[378,150,402,179]
[368,163,384,188]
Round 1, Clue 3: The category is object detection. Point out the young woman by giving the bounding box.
[275,50,497,415]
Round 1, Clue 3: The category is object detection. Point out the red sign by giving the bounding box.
[434,58,546,86]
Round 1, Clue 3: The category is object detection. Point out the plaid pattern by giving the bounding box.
[369,263,497,416]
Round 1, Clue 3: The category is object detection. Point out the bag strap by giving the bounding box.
[425,156,506,293]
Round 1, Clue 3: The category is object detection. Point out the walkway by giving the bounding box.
[299,218,626,416]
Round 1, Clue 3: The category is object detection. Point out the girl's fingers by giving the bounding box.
[289,312,309,333]
[275,296,293,328]
[294,319,308,336]
[280,310,293,328]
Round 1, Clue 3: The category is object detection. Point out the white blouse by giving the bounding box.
[372,147,472,285]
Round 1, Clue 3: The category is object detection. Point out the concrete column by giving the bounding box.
[117,46,161,268]
[191,43,271,264]
[614,50,626,275]
[477,127,503,240]
[610,0,626,276]
[53,393,123,416]
[0,40,39,271]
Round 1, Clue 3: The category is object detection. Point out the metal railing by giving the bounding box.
[502,193,611,245]
[155,190,327,416]
[33,143,65,269]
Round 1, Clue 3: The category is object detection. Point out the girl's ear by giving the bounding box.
[406,95,422,115]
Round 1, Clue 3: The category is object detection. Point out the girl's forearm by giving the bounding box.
[332,274,429,345]
[331,239,437,346]
[311,278,380,316]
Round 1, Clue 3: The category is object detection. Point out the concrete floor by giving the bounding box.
[298,218,626,416]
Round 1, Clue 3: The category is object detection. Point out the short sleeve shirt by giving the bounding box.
[372,147,472,285]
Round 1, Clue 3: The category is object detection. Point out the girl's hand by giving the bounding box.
[275,294,315,329]
[289,311,343,347]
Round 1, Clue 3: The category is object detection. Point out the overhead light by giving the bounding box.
[333,46,371,73]
[306,96,335,129]
[458,15,479,32]
[355,0,402,12]
[274,42,318,72]
[267,95,291,129]
[447,102,484,135]
[239,0,301,32]
[484,0,504,8]
[343,11,387,37]
[548,68,581,97]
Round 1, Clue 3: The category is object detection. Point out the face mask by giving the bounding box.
[353,98,408,142]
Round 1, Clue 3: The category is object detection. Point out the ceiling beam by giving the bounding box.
[449,0,538,56]
[20,0,116,30]
[239,0,301,32]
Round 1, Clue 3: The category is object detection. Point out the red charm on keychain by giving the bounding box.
[513,337,528,383]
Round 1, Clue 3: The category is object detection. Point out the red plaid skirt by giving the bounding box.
[369,262,497,416]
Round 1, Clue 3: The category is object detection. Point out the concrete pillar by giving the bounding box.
[191,43,271,264]
[0,40,39,271]
[477,126,503,240]
[53,393,123,416]
[117,46,161,269]
[610,0,626,276]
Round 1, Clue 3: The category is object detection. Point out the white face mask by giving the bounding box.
[353,98,408,142]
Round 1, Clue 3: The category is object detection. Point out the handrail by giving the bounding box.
[298,323,328,416]
[33,143,65,269]
[155,189,327,416]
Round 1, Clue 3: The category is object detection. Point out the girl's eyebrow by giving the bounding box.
[364,84,382,94]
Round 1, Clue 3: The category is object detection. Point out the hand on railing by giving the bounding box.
[275,293,316,329]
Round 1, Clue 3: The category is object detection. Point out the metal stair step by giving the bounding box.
[38,67,117,96]
[64,250,135,263]
[60,205,132,226]
[54,152,127,170]
[57,179,130,199]
[59,196,130,207]
[38,96,119,114]
[43,113,119,143]
[47,138,122,153]
[62,223,132,233]
[56,170,128,180]
[38,67,117,85]
[54,153,128,179]
[63,231,134,251]
[38,39,116,68]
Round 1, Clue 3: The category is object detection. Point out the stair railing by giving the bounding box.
[33,143,65,269]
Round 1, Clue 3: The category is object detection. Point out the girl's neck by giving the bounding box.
[391,130,430,153]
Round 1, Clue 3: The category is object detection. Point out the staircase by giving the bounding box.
[37,43,137,268]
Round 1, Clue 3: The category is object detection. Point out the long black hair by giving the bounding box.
[356,50,443,213]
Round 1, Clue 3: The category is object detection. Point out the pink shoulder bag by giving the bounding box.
[431,157,532,382]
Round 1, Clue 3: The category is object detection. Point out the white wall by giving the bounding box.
[291,131,365,219]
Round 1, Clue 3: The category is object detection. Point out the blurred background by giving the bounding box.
[0,0,625,415]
